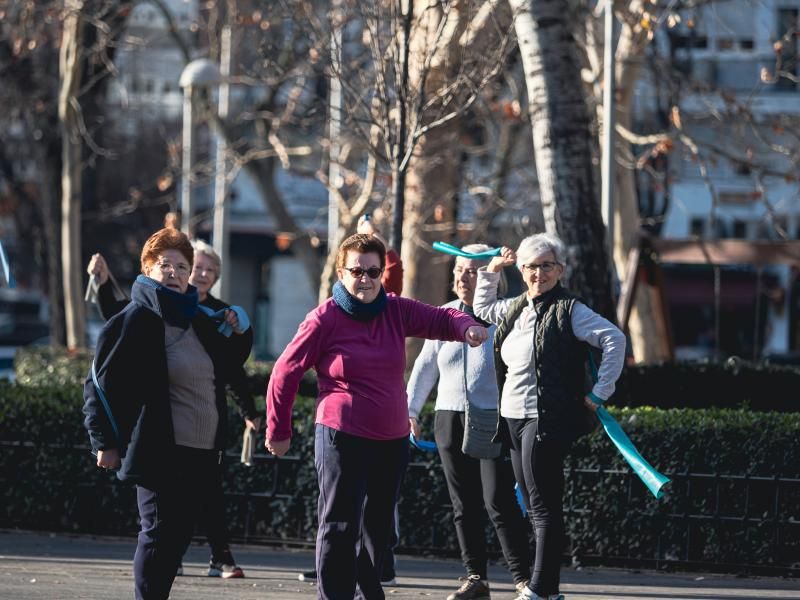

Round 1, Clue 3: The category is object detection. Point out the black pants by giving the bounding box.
[505,418,570,598]
[133,446,220,600]
[435,410,531,584]
[200,459,231,562]
[314,424,408,600]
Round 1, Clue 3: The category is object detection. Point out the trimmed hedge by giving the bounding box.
[1,380,798,573]
[15,346,800,411]
[613,358,800,412]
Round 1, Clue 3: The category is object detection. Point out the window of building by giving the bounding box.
[717,38,735,50]
[740,39,754,50]
[732,220,748,238]
[690,217,706,237]
[719,191,754,205]
[674,35,709,49]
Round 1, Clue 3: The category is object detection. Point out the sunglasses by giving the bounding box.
[343,266,383,279]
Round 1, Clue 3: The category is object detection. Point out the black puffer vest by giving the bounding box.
[493,284,597,443]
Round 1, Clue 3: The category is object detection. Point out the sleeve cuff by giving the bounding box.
[588,391,605,405]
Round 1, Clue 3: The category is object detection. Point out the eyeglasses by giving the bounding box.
[453,267,479,277]
[153,261,191,276]
[522,261,558,273]
[343,266,383,279]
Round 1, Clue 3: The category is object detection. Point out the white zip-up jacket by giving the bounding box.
[407,300,498,418]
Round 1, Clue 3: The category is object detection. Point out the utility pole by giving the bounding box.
[179,59,220,238]
[327,0,343,254]
[213,0,233,300]
[601,0,616,255]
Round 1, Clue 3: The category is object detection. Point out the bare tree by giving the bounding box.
[510,0,615,318]
[1,0,132,348]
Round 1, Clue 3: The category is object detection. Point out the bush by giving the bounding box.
[13,349,319,399]
[14,346,93,387]
[1,380,798,573]
[613,359,800,412]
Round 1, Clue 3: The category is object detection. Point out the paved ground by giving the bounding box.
[1,530,798,600]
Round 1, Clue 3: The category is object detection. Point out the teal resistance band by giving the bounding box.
[431,241,501,259]
[588,354,670,499]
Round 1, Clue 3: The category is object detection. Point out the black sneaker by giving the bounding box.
[298,569,317,582]
[447,575,490,600]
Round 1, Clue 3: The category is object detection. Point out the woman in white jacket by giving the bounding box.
[407,245,531,600]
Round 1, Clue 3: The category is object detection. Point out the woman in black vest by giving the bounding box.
[473,233,625,600]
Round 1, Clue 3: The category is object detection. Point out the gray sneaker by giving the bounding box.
[446,575,491,600]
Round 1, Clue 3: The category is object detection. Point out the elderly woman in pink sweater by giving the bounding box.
[266,233,487,600]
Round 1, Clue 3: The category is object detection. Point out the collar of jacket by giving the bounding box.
[528,282,564,314]
[131,275,199,329]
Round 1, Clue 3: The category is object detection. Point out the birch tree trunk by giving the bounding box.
[510,0,614,319]
[612,9,670,361]
[59,1,86,349]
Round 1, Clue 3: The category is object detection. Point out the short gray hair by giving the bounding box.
[191,239,222,272]
[516,233,566,270]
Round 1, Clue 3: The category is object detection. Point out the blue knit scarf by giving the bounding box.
[133,275,198,329]
[331,280,387,322]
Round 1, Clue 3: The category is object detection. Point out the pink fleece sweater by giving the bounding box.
[266,295,479,441]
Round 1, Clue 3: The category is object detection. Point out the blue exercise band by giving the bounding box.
[587,354,669,498]
[409,432,437,453]
[431,241,501,259]
[198,305,251,337]
[595,406,670,499]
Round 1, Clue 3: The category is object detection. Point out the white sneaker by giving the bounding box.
[513,586,564,600]
[513,585,534,600]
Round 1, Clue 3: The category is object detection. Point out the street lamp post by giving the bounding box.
[179,59,220,238]
[213,9,233,301]
[601,1,616,258]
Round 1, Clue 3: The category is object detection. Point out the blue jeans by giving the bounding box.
[314,425,408,600]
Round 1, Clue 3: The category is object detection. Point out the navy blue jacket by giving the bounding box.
[83,277,251,485]
[96,279,258,420]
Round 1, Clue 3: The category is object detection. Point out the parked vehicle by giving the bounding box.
[0,289,48,381]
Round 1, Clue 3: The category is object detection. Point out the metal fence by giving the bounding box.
[2,441,798,576]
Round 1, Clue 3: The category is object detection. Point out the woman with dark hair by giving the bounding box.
[266,233,488,600]
[83,228,251,600]
[474,232,625,600]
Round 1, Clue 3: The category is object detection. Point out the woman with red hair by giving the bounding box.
[83,228,251,600]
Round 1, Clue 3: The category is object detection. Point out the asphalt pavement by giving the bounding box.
[1,530,798,600]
